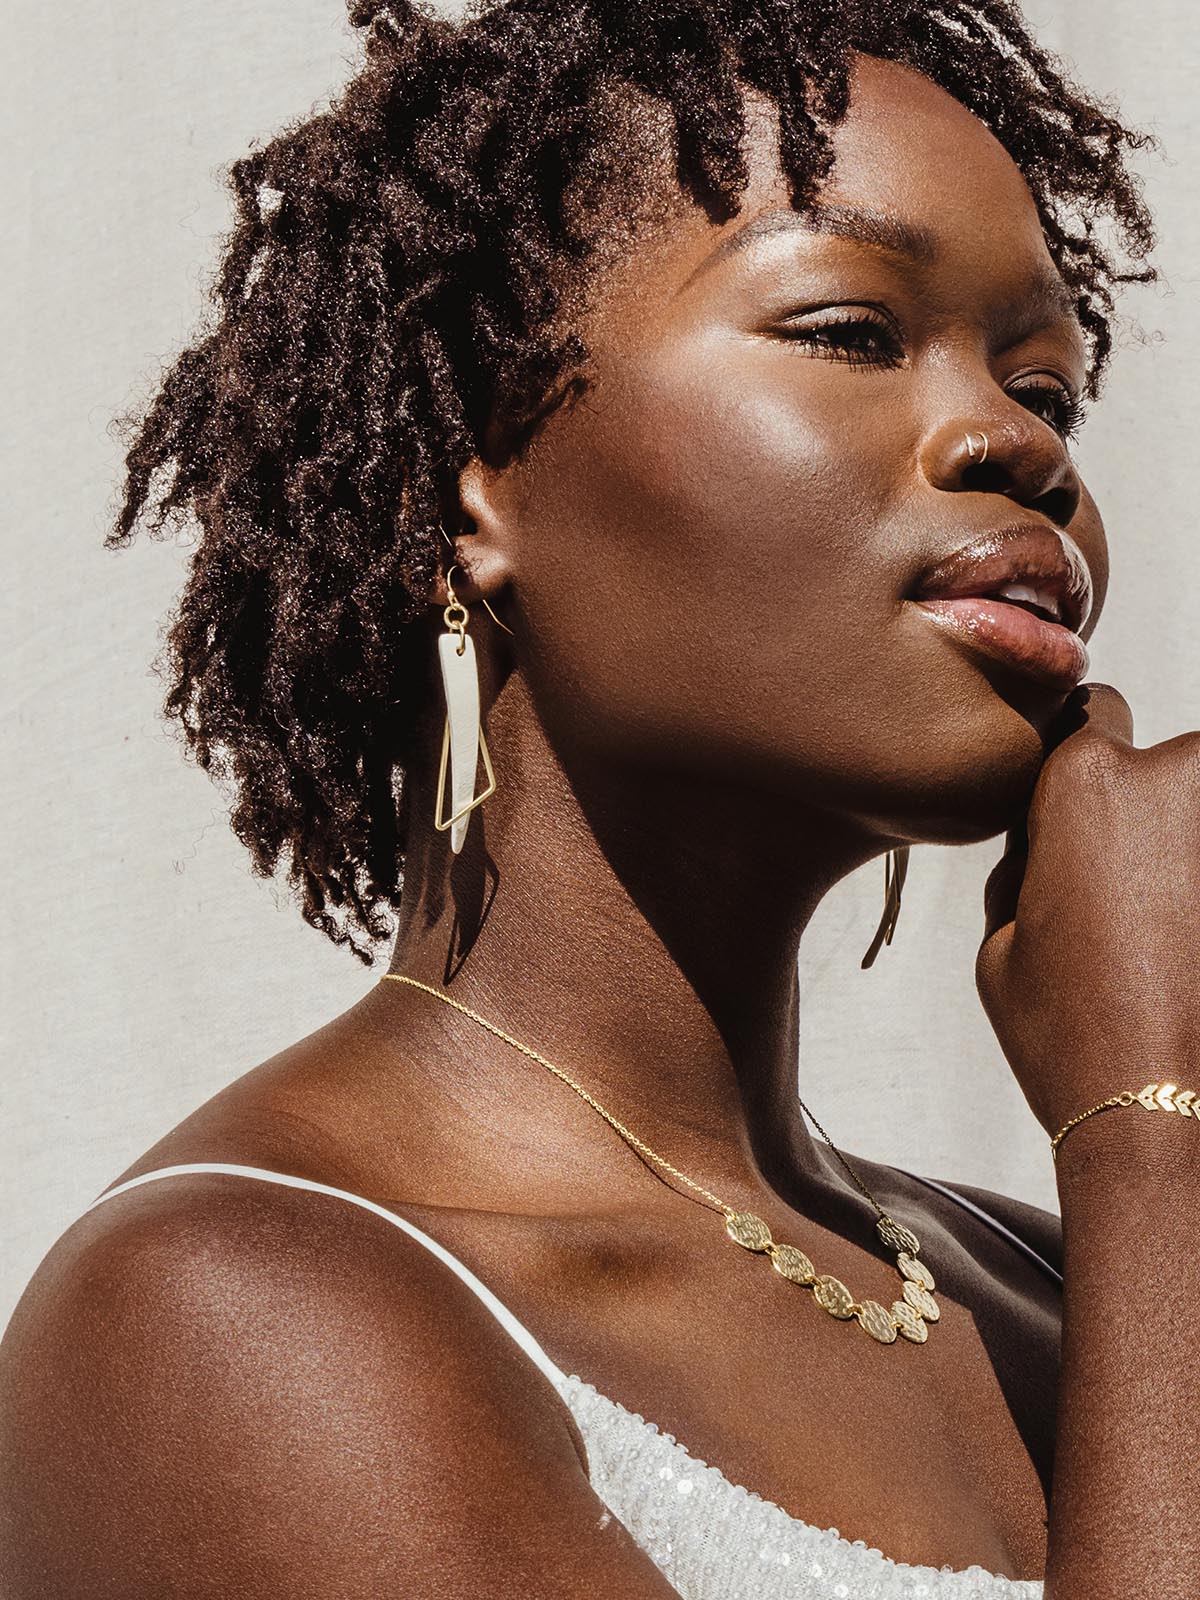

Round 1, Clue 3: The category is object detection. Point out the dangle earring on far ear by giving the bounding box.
[434,564,496,853]
[860,846,910,968]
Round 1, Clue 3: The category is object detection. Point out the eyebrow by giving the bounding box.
[681,200,1082,333]
[684,202,939,285]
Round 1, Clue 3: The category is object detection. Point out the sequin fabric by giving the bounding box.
[557,1374,1044,1600]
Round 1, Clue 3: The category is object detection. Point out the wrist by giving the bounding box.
[1054,1091,1200,1205]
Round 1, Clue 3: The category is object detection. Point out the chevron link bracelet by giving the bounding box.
[1050,1081,1200,1162]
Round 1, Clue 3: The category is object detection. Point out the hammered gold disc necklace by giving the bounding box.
[380,973,940,1346]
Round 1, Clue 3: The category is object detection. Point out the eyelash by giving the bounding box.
[778,312,1087,441]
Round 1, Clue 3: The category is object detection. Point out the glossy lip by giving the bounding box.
[908,524,1100,688]
[910,594,1090,689]
[910,522,1094,636]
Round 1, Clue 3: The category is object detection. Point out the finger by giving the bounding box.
[975,914,1014,1015]
[982,819,1028,942]
[1043,680,1136,755]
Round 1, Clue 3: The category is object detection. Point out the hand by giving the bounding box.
[976,681,1200,1141]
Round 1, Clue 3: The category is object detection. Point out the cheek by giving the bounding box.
[510,335,912,777]
[603,335,901,594]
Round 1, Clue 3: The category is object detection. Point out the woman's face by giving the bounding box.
[485,52,1107,847]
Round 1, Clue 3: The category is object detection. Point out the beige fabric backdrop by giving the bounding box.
[3,1,1197,1330]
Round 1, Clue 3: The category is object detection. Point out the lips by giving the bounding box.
[908,522,1094,690]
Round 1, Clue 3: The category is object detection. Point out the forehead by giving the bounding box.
[582,53,1076,336]
[817,54,1053,260]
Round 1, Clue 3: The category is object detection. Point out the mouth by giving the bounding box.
[907,522,1093,690]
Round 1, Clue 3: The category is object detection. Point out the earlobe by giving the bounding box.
[443,456,520,605]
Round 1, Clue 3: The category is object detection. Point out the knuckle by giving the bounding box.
[1155,728,1200,780]
[1027,733,1139,832]
[1039,729,1134,793]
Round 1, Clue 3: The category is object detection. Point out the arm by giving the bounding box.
[1045,1112,1200,1599]
[971,683,1200,1596]
[0,1178,682,1599]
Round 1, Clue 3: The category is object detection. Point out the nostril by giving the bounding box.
[962,459,1079,530]
[1031,482,1079,529]
[962,458,1012,494]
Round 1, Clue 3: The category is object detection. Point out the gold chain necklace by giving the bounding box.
[379,972,940,1346]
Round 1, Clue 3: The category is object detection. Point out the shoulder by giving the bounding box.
[0,1171,672,1597]
[0,1166,576,1426]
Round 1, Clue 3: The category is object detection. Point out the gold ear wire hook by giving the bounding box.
[479,594,515,635]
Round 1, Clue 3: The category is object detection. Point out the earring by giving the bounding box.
[434,565,496,853]
[860,846,910,968]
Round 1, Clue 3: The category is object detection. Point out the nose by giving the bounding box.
[919,409,1083,530]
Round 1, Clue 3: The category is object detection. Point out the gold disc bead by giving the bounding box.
[901,1280,940,1322]
[891,1301,930,1342]
[856,1299,899,1343]
[768,1243,816,1284]
[813,1274,857,1319]
[899,1252,935,1292]
[877,1216,921,1255]
[725,1211,774,1252]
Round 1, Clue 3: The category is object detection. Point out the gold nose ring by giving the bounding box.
[965,431,990,464]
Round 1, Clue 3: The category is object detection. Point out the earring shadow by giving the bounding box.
[440,823,503,983]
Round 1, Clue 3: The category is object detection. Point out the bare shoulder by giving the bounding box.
[0,1173,678,1598]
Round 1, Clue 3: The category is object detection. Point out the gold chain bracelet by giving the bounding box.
[1050,1081,1200,1161]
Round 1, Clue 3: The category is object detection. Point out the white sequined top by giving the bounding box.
[83,1163,1058,1599]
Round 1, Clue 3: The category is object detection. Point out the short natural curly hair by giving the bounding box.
[108,0,1157,965]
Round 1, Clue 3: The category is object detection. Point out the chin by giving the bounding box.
[912,744,1051,846]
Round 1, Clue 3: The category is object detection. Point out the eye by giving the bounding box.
[774,309,904,371]
[1007,377,1087,441]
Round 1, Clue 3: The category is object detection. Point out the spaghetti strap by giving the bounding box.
[81,1160,1059,1394]
[82,1162,572,1390]
[894,1166,1064,1288]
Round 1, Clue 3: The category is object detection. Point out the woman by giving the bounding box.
[1,1,1192,1594]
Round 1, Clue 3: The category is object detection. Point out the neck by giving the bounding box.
[372,664,898,1219]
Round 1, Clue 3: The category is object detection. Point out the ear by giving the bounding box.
[430,456,520,608]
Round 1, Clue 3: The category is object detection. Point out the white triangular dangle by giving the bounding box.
[435,629,495,852]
